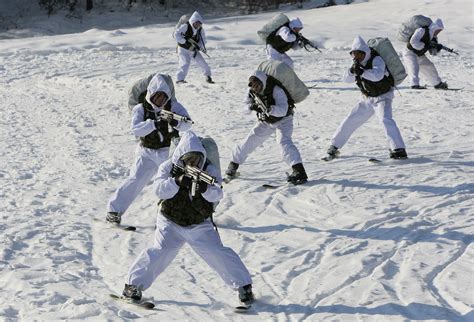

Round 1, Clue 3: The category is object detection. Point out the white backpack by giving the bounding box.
[367,37,407,86]
[200,137,221,177]
[169,136,221,178]
[398,15,432,42]
[256,60,309,103]
[172,14,189,39]
[257,13,290,44]
[128,73,175,110]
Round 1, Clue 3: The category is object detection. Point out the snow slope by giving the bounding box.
[0,0,473,320]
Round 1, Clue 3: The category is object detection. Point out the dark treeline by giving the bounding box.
[38,0,347,16]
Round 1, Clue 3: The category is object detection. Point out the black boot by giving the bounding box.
[327,145,340,157]
[106,212,121,225]
[238,284,255,306]
[225,161,239,178]
[122,284,142,301]
[287,163,308,185]
[434,81,448,90]
[206,76,215,84]
[389,148,408,160]
[322,145,340,161]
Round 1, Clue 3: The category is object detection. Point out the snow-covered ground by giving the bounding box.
[0,0,473,320]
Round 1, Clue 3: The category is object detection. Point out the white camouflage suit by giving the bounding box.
[174,11,211,82]
[230,71,303,167]
[402,18,444,87]
[107,74,192,216]
[330,36,406,151]
[266,18,303,70]
[127,131,252,291]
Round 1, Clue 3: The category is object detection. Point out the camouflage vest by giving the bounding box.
[160,161,215,226]
[266,23,296,54]
[355,49,394,97]
[178,23,202,50]
[254,75,295,124]
[140,100,179,149]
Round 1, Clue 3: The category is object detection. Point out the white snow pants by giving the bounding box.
[331,94,406,150]
[231,116,303,166]
[266,45,294,70]
[176,46,211,82]
[107,145,169,215]
[127,215,253,290]
[402,48,441,86]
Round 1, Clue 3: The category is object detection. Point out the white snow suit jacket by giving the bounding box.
[343,36,393,98]
[132,74,192,149]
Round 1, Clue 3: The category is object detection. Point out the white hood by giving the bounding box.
[189,11,203,26]
[171,131,206,169]
[289,18,303,30]
[429,18,444,38]
[350,35,371,65]
[251,71,267,91]
[145,74,172,110]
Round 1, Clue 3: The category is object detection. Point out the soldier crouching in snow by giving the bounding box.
[323,36,407,161]
[266,18,304,70]
[402,18,449,90]
[225,71,308,185]
[121,131,255,307]
[106,74,192,226]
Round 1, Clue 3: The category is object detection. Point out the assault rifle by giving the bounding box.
[174,164,220,196]
[160,109,194,124]
[296,34,321,52]
[248,91,270,121]
[439,44,459,55]
[249,91,269,114]
[188,38,210,58]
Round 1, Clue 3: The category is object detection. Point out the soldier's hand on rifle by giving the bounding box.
[257,112,269,123]
[154,120,167,132]
[163,113,178,127]
[350,61,364,76]
[195,181,208,193]
[429,40,443,52]
[171,164,184,177]
[175,174,192,189]
[249,103,259,112]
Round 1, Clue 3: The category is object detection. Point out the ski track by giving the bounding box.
[1,1,474,320]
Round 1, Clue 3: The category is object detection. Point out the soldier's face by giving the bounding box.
[181,152,202,167]
[249,79,263,94]
[192,21,202,29]
[151,91,168,107]
[350,50,366,63]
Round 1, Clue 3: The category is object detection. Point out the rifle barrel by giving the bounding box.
[442,45,459,55]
